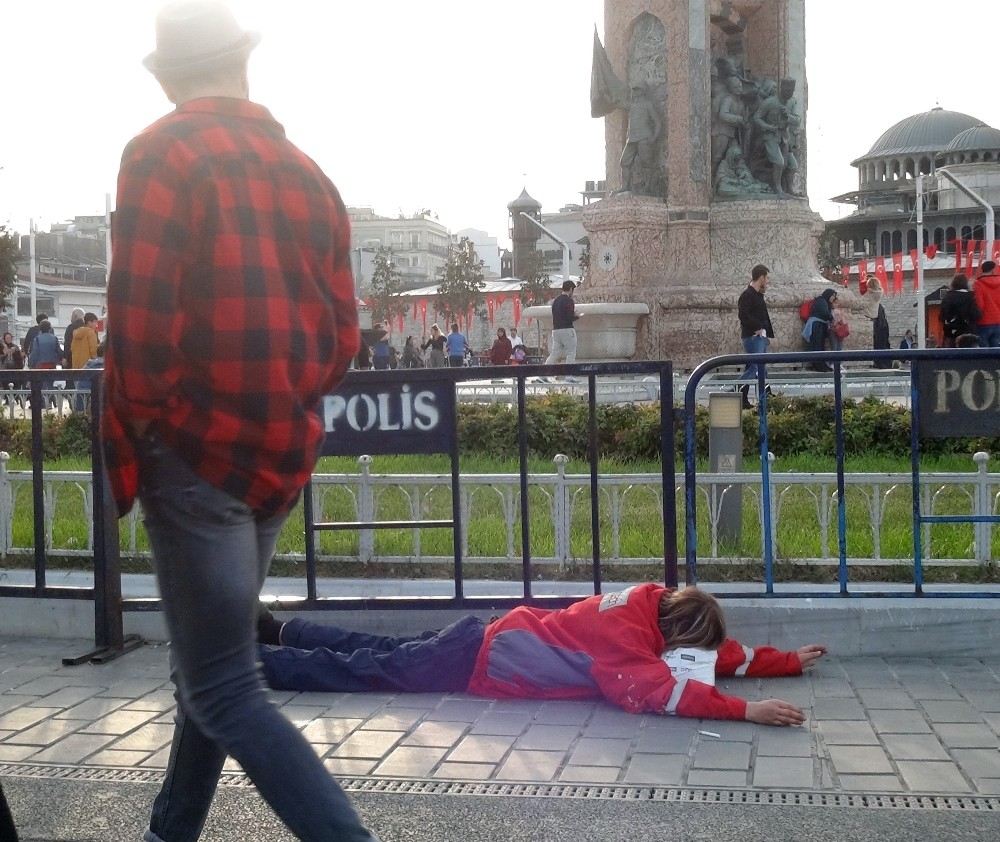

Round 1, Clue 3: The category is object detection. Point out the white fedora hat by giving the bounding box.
[143,0,260,79]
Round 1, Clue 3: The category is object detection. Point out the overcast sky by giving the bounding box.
[2,1,999,244]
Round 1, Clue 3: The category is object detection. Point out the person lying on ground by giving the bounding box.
[256,585,826,726]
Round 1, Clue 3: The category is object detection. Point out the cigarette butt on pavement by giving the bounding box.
[698,730,721,739]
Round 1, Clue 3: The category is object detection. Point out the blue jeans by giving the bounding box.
[136,435,377,842]
[978,325,1000,348]
[739,334,770,381]
[449,355,465,368]
[260,616,485,694]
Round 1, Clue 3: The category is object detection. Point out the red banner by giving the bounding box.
[875,256,888,294]
[892,252,903,293]
[925,244,939,260]
[858,261,868,296]
[420,299,427,334]
[513,297,522,326]
[412,301,418,320]
[397,314,405,335]
[487,297,495,325]
[967,240,977,276]
[955,240,963,271]
[909,249,920,292]
[841,264,850,287]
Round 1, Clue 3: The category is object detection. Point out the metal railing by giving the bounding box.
[684,347,1000,599]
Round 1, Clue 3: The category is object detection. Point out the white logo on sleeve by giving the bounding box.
[662,647,718,715]
[598,586,636,612]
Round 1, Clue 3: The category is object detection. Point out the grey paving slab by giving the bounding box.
[692,741,751,770]
[896,761,972,793]
[28,686,106,709]
[902,684,964,701]
[0,743,40,761]
[140,747,171,768]
[276,705,329,726]
[827,745,893,775]
[0,695,38,715]
[961,691,1000,712]
[467,712,531,736]
[558,764,620,783]
[85,748,152,767]
[300,717,362,745]
[868,709,933,734]
[447,734,515,764]
[360,709,426,731]
[495,750,563,781]
[434,761,495,780]
[687,769,750,787]
[373,746,447,777]
[623,753,686,785]
[97,680,167,698]
[322,757,377,776]
[424,699,493,722]
[882,734,951,761]
[122,691,176,712]
[813,698,866,720]
[701,720,757,742]
[3,676,92,696]
[400,721,468,748]
[932,724,999,748]
[567,738,630,767]
[0,706,60,731]
[54,697,129,720]
[632,726,696,754]
[837,774,904,792]
[920,700,983,723]
[817,721,879,745]
[5,717,82,746]
[974,778,1000,794]
[514,724,579,752]
[809,679,856,698]
[29,733,117,764]
[329,730,404,759]
[109,723,174,752]
[756,727,814,757]
[81,708,159,735]
[531,701,595,725]
[952,748,1000,778]
[752,756,814,788]
[321,697,388,718]
[855,688,917,709]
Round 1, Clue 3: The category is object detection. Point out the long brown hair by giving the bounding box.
[657,587,726,650]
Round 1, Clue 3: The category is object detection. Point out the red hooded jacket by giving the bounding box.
[975,272,1000,326]
[467,584,801,720]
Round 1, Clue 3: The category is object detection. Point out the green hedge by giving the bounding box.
[0,395,994,463]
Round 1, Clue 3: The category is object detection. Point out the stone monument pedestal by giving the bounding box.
[524,302,650,362]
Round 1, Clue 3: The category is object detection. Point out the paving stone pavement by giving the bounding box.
[1,638,1000,796]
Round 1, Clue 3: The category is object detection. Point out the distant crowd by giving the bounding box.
[354,321,529,371]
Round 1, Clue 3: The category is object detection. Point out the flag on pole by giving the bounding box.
[910,249,920,292]
[967,240,977,276]
[513,297,522,325]
[858,261,868,295]
[875,256,889,294]
[841,264,850,287]
[954,240,963,271]
[892,252,904,293]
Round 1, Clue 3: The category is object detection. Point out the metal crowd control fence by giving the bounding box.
[0,369,141,664]
[684,347,1000,599]
[289,361,678,612]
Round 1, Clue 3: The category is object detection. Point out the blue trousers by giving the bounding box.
[259,616,486,694]
[136,434,377,842]
[739,334,769,381]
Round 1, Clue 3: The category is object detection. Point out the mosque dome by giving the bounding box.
[856,108,984,162]
[944,124,1000,154]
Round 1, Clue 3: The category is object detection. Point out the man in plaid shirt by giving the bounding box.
[104,3,375,840]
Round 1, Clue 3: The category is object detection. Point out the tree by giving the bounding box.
[436,237,485,324]
[817,223,846,279]
[366,247,407,327]
[0,227,19,311]
[517,250,554,307]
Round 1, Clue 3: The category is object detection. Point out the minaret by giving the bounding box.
[507,188,542,279]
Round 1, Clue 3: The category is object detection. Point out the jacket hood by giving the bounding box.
[73,325,94,340]
[977,273,1000,291]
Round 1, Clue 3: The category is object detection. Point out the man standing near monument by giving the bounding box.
[546,280,583,367]
[102,2,377,840]
[737,265,774,408]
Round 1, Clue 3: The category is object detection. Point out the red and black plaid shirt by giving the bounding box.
[103,98,359,517]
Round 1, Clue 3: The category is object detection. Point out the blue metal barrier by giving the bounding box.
[684,347,1000,599]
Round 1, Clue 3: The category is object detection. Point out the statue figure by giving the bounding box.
[714,144,772,199]
[620,83,663,195]
[711,74,748,185]
[751,77,801,197]
[590,26,666,199]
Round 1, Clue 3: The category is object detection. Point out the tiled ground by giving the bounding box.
[1,638,999,794]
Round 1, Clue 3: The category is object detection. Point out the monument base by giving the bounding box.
[523,303,650,362]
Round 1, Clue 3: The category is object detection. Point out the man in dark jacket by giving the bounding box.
[21,312,47,356]
[941,273,980,347]
[736,264,774,407]
[545,280,583,365]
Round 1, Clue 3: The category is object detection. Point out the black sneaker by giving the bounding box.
[256,608,284,646]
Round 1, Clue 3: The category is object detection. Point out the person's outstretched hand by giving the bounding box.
[797,644,827,670]
[746,699,806,727]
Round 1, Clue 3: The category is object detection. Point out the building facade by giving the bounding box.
[347,207,451,293]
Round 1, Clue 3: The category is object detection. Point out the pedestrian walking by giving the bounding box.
[545,280,582,366]
[941,274,980,347]
[863,278,891,367]
[102,3,377,840]
[489,327,513,365]
[803,289,837,371]
[446,322,468,368]
[736,264,773,408]
[421,324,447,367]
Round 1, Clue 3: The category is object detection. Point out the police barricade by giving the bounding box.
[684,347,1000,599]
[288,361,678,612]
